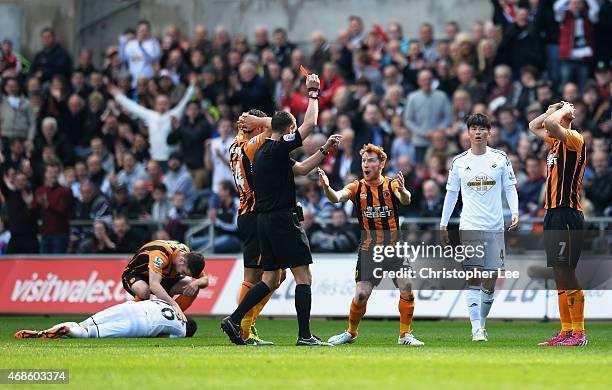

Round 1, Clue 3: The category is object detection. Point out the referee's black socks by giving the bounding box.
[230,282,271,324]
[295,284,312,339]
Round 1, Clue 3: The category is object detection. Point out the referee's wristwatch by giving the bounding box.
[319,147,330,155]
[308,88,319,99]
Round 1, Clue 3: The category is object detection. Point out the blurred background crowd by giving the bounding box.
[0,0,610,255]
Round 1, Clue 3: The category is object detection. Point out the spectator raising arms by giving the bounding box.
[109,75,196,164]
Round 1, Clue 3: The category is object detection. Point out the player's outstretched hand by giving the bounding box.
[318,168,329,188]
[508,213,519,231]
[306,73,320,90]
[397,171,405,189]
[173,303,187,322]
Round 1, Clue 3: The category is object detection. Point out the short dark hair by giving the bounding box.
[271,111,294,133]
[465,113,491,129]
[185,252,205,277]
[153,183,167,193]
[332,207,347,217]
[248,109,266,117]
[44,159,62,171]
[219,179,237,196]
[185,316,197,337]
[186,100,200,109]
[41,27,54,36]
[137,20,151,29]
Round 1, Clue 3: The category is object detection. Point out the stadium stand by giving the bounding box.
[0,0,610,255]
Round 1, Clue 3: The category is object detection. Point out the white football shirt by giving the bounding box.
[82,300,186,338]
[141,299,187,338]
[446,147,517,231]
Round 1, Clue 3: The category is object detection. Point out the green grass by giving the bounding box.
[1,317,611,389]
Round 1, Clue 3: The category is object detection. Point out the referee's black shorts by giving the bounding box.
[237,212,261,269]
[543,207,585,269]
[257,209,313,271]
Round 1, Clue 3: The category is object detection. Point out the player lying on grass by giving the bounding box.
[440,113,519,342]
[318,144,424,346]
[14,299,197,339]
[529,101,588,347]
[121,240,207,322]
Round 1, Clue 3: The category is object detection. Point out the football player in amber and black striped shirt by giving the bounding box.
[318,143,424,346]
[121,240,207,322]
[229,109,275,345]
[529,101,587,347]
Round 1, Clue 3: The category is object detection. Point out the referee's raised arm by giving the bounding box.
[297,74,321,140]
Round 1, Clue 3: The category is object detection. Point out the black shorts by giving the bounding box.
[355,249,407,287]
[121,270,184,297]
[257,209,313,271]
[543,207,584,269]
[238,212,261,268]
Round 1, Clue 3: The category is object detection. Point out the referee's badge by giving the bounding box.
[283,133,296,141]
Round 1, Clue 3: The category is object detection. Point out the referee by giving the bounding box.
[221,73,334,346]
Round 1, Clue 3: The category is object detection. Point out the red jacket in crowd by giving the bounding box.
[34,184,74,234]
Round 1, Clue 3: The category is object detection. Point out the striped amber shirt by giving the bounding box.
[124,240,191,279]
[344,176,401,251]
[544,128,586,210]
[229,132,266,215]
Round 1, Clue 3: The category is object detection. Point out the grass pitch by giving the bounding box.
[1,316,611,389]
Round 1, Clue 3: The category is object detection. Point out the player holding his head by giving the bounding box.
[15,299,197,339]
[229,108,276,345]
[529,102,587,347]
[318,144,424,346]
[440,113,519,341]
[221,73,341,346]
[121,240,207,322]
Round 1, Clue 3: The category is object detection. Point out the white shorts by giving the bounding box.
[459,230,505,271]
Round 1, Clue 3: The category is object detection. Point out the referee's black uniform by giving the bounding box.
[252,130,312,270]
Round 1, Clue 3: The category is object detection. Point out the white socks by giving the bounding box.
[480,288,495,328]
[466,287,481,333]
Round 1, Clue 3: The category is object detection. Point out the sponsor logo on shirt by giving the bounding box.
[283,133,296,142]
[546,154,557,166]
[363,205,392,218]
[467,173,496,195]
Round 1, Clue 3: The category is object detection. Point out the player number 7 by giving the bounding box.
[558,241,566,256]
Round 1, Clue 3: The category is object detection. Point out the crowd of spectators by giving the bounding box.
[0,0,610,255]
